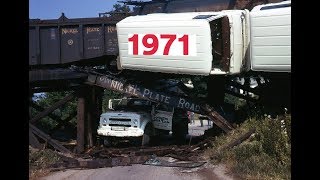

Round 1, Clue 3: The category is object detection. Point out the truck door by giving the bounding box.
[152,104,174,131]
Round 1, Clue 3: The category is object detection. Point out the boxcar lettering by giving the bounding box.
[88,47,100,50]
[107,26,116,33]
[86,27,100,34]
[61,28,78,35]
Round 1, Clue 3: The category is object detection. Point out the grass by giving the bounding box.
[29,146,61,180]
[205,114,291,180]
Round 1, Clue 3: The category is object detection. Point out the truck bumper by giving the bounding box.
[97,126,144,137]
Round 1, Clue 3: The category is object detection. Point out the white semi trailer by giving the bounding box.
[115,1,291,113]
[116,0,291,75]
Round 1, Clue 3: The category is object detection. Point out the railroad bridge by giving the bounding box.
[29,0,283,154]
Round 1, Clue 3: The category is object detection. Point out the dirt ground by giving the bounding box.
[41,163,237,180]
[39,120,238,180]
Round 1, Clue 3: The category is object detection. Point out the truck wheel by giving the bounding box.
[142,134,150,146]
[172,119,188,145]
[102,137,112,147]
[141,123,153,146]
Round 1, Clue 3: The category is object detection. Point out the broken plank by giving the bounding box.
[30,92,75,123]
[29,130,42,149]
[222,128,256,150]
[201,104,234,132]
[51,156,152,169]
[31,101,77,133]
[29,123,71,154]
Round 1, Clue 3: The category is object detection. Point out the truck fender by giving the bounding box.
[140,118,152,132]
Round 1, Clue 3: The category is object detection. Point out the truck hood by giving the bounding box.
[101,111,149,119]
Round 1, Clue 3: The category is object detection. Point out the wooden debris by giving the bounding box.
[29,123,71,154]
[29,130,42,149]
[30,92,75,123]
[222,128,256,150]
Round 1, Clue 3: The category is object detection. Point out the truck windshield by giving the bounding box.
[112,98,152,111]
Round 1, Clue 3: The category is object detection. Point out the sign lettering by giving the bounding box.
[128,34,196,56]
[91,75,201,113]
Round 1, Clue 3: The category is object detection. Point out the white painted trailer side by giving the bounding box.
[249,1,291,72]
[117,12,213,75]
[116,1,291,75]
[117,11,247,75]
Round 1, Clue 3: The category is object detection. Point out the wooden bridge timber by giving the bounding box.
[29,68,104,153]
[29,68,235,154]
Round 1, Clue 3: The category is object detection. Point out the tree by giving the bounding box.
[111,3,131,13]
[102,90,122,112]
[99,1,132,18]
[30,91,77,138]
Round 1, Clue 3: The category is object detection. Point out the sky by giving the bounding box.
[29,0,124,19]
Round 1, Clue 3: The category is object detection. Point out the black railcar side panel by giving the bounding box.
[84,25,104,59]
[40,28,60,64]
[29,15,124,67]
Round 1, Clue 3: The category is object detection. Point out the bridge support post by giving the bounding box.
[76,89,86,153]
[86,87,104,148]
[86,87,94,148]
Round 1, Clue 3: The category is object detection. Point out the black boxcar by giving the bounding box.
[29,13,127,67]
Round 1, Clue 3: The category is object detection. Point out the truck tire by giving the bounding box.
[133,123,153,146]
[142,134,150,146]
[142,123,153,146]
[102,137,113,147]
[172,119,188,145]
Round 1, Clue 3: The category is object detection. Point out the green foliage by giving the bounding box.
[233,141,263,162]
[224,94,246,110]
[206,114,291,179]
[29,148,60,169]
[31,90,123,136]
[102,90,122,112]
[29,147,61,179]
[233,153,290,180]
[284,114,291,141]
[112,3,131,13]
[256,115,291,164]
[31,91,77,134]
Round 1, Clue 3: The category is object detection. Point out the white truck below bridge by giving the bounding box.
[97,97,189,146]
